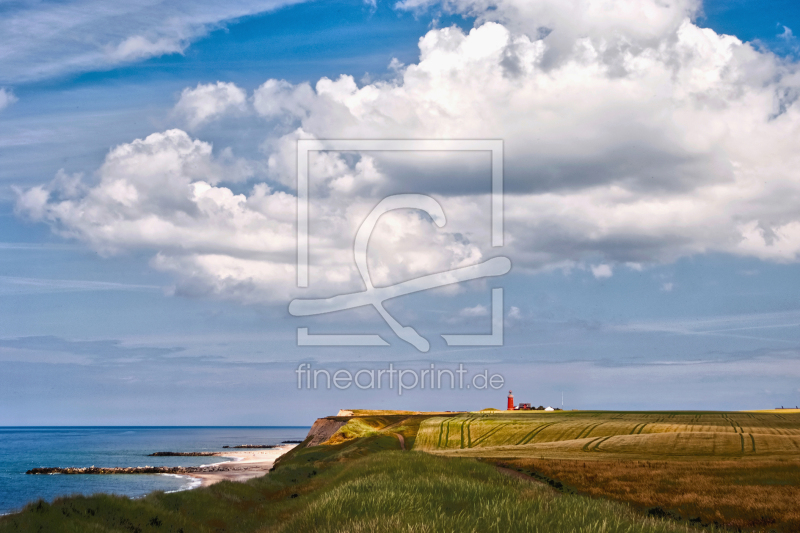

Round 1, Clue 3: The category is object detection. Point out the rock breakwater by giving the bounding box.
[26,466,212,475]
[147,452,217,457]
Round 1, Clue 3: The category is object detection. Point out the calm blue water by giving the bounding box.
[0,426,309,515]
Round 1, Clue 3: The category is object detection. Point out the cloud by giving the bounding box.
[0,88,17,111]
[248,13,800,269]
[0,276,160,295]
[16,0,800,305]
[611,310,800,345]
[397,0,701,64]
[661,282,674,292]
[0,0,304,83]
[459,304,489,317]
[777,25,799,56]
[591,264,613,279]
[253,79,316,121]
[0,336,183,364]
[174,82,249,128]
[106,36,184,63]
[16,129,480,302]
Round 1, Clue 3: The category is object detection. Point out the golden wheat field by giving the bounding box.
[413,411,800,459]
[411,410,800,530]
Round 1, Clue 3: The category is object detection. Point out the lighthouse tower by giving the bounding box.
[507,390,514,411]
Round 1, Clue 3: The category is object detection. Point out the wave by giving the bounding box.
[198,455,241,468]
[161,474,202,493]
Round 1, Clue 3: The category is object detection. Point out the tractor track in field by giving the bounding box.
[592,435,613,451]
[516,423,554,446]
[436,419,446,448]
[580,435,613,452]
[470,424,506,448]
[581,437,603,452]
[575,423,602,440]
[582,423,605,439]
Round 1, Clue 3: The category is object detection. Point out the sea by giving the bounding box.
[0,426,310,516]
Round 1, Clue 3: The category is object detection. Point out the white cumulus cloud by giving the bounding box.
[174,82,249,128]
[246,12,800,270]
[15,129,481,302]
[16,0,800,305]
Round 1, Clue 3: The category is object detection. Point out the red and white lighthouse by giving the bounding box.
[507,390,514,410]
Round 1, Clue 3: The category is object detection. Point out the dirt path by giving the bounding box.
[495,466,553,489]
[394,433,406,451]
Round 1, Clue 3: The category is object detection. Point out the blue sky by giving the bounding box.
[2,0,800,425]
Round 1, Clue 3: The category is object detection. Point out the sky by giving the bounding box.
[1,0,800,425]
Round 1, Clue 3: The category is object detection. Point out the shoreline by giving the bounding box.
[186,445,296,487]
[25,445,297,489]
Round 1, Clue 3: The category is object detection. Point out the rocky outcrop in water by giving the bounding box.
[147,452,217,457]
[26,466,204,475]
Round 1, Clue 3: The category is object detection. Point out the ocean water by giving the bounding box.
[0,426,309,515]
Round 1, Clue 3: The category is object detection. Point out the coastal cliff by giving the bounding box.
[306,417,349,446]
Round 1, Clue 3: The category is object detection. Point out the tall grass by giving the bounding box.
[278,452,700,533]
[502,457,800,532]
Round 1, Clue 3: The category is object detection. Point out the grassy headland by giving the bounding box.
[2,410,797,532]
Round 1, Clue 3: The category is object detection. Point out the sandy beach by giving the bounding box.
[189,445,296,487]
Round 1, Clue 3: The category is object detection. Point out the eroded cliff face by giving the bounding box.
[305,417,349,446]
